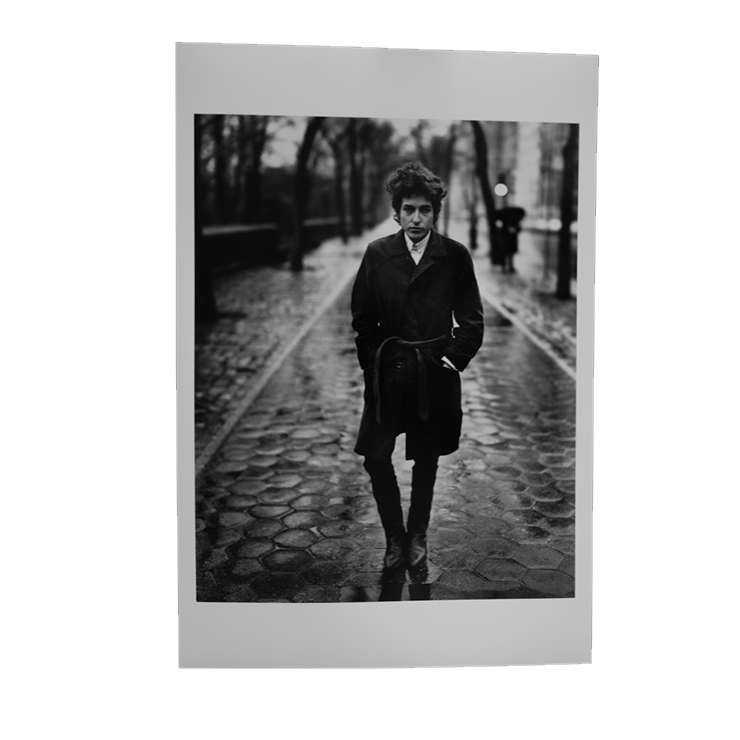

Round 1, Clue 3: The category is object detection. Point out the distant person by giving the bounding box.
[498,206,526,274]
[502,220,519,274]
[351,162,484,570]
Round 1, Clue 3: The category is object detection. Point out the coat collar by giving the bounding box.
[427,229,447,256]
[385,229,448,285]
[389,228,447,258]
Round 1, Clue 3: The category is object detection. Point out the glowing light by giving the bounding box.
[494,183,509,197]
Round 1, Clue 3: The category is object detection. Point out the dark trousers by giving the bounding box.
[363,452,439,537]
[362,348,441,537]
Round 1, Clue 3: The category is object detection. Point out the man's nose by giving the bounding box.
[412,211,421,222]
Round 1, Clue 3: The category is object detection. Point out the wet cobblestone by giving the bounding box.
[195,219,577,465]
[449,216,576,372]
[194,268,577,601]
[194,235,368,459]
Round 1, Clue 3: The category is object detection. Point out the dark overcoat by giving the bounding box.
[351,229,484,459]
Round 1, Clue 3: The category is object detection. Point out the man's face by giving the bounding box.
[398,196,435,243]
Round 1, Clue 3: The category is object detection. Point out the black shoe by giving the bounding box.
[406,533,428,568]
[383,533,406,570]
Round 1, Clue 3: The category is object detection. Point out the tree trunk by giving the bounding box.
[470,121,499,263]
[330,140,349,243]
[212,116,229,223]
[244,118,269,222]
[442,123,457,236]
[556,124,578,300]
[468,177,479,251]
[356,122,372,231]
[233,116,269,223]
[347,119,363,236]
[194,116,218,323]
[244,166,263,222]
[290,117,325,272]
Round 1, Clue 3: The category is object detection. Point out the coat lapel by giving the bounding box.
[388,229,410,259]
[385,230,416,276]
[409,230,447,285]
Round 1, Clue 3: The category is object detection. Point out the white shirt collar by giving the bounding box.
[403,230,432,253]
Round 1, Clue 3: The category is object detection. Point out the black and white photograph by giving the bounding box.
[177,43,596,667]
[193,114,580,603]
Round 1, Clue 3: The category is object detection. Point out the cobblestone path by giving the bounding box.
[195,281,576,602]
[194,232,368,461]
[449,218,577,373]
[474,256,577,372]
[194,221,577,467]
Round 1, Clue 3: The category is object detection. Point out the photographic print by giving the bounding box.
[194,114,579,603]
[177,43,595,666]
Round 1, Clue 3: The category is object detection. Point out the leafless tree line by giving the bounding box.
[194,116,578,321]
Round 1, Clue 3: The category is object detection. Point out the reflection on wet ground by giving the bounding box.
[196,283,576,602]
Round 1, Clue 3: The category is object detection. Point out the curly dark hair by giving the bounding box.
[385,162,448,223]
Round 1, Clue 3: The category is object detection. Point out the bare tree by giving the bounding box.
[442,123,457,236]
[347,118,363,236]
[211,116,230,223]
[322,120,349,243]
[461,166,479,251]
[556,123,578,299]
[364,120,399,227]
[410,120,429,161]
[290,116,326,272]
[194,115,218,322]
[233,115,271,222]
[346,118,379,235]
[470,120,499,262]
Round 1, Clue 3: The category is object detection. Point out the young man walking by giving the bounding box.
[351,162,484,570]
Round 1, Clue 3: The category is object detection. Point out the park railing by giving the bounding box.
[201,217,346,273]
[202,223,281,273]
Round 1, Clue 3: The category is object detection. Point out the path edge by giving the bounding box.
[194,260,360,478]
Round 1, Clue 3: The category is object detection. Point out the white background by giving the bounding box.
[3,2,737,738]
